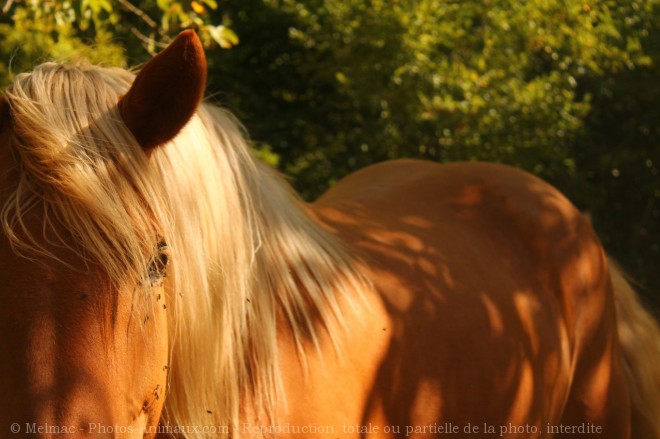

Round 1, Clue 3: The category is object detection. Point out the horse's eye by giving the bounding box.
[148,240,169,284]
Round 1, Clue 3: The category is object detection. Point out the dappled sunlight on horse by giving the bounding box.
[313,161,616,435]
[0,31,658,438]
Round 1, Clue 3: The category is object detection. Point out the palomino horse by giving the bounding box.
[0,31,658,439]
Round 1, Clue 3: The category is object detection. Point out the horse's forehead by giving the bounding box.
[0,232,98,304]
[0,124,99,291]
[0,178,104,299]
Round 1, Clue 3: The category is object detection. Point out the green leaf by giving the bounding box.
[206,24,239,48]
[156,0,171,10]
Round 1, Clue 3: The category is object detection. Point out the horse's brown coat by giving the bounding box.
[259,160,630,438]
[0,186,169,436]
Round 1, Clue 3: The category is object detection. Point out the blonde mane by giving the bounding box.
[1,61,368,436]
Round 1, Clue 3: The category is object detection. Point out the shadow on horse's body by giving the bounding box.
[0,31,658,438]
[273,159,630,438]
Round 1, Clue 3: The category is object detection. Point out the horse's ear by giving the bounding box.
[119,30,207,152]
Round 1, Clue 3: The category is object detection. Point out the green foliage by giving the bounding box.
[0,0,658,302]
[0,0,235,87]
[0,1,125,85]
[216,0,654,187]
[208,0,659,301]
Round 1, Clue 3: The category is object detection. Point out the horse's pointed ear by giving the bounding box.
[119,30,207,152]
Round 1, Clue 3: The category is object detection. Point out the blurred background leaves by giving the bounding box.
[1,0,658,308]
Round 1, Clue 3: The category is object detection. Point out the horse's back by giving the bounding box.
[304,160,630,437]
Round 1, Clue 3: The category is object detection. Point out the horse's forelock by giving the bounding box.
[1,62,162,287]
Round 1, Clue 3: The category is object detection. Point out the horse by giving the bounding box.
[0,30,658,439]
